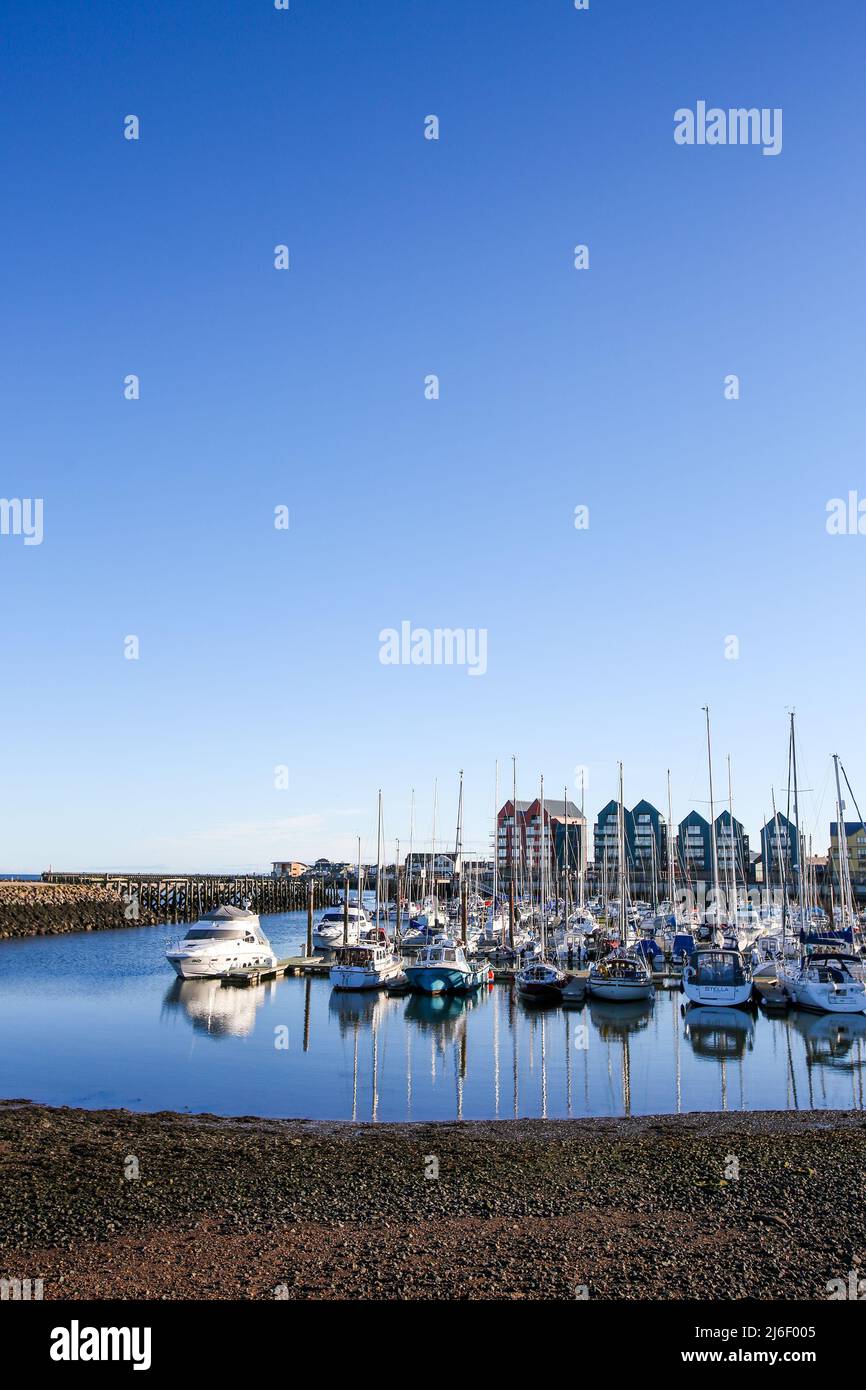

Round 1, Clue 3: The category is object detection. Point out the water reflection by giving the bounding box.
[587,998,655,1037]
[4,918,866,1121]
[790,1011,866,1071]
[162,978,269,1038]
[683,1005,756,1060]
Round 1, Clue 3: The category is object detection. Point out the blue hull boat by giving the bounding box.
[404,963,470,994]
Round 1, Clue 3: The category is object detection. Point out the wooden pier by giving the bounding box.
[40,872,339,924]
[222,955,330,987]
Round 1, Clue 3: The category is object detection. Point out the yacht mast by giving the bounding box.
[492,760,499,932]
[833,753,854,933]
[563,783,569,924]
[666,769,676,913]
[703,706,721,928]
[790,712,806,922]
[454,769,464,905]
[511,755,519,907]
[618,761,627,945]
[430,779,438,917]
[539,773,546,957]
[375,789,383,926]
[407,788,415,905]
[580,768,586,912]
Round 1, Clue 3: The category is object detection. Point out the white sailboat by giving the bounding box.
[330,939,402,990]
[517,775,566,1003]
[682,709,753,1008]
[781,751,866,1014]
[587,764,654,1003]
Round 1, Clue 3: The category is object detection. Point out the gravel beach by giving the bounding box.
[2,1100,865,1300]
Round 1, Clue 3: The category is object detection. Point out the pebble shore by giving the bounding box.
[2,1101,864,1300]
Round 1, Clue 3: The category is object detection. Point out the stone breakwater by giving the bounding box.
[0,881,159,939]
[1,1102,865,1300]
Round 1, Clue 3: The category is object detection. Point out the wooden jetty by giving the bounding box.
[221,955,330,987]
[40,872,339,924]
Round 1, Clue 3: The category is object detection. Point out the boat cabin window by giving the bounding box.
[186,927,246,940]
[690,951,745,985]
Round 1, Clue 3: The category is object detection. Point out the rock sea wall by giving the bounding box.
[0,881,160,939]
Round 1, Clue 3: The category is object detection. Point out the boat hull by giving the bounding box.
[517,980,563,1004]
[330,963,401,991]
[165,952,277,980]
[681,979,753,1008]
[587,977,654,1002]
[404,965,471,994]
[788,981,866,1014]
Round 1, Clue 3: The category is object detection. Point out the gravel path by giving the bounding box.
[2,1100,865,1300]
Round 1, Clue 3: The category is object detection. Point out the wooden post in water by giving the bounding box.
[306,878,314,958]
[343,874,350,945]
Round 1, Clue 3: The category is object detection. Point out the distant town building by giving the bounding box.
[830,821,866,885]
[594,800,635,869]
[714,810,749,879]
[271,861,309,878]
[677,810,713,878]
[631,800,668,877]
[759,812,799,885]
[404,852,456,880]
[496,798,586,882]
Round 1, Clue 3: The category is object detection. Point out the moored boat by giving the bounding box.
[681,947,753,1008]
[780,950,866,1015]
[587,947,654,1002]
[330,940,403,991]
[516,959,566,1004]
[404,936,479,994]
[165,905,277,979]
[312,903,370,951]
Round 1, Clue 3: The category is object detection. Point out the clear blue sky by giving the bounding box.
[2,0,864,871]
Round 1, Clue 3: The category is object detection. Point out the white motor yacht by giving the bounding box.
[312,902,371,950]
[165,905,277,979]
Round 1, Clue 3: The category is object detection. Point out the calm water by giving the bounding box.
[1,912,865,1121]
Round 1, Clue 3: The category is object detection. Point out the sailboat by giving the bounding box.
[331,791,401,990]
[682,709,753,1008]
[587,764,654,1003]
[781,749,866,1014]
[517,775,567,1003]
